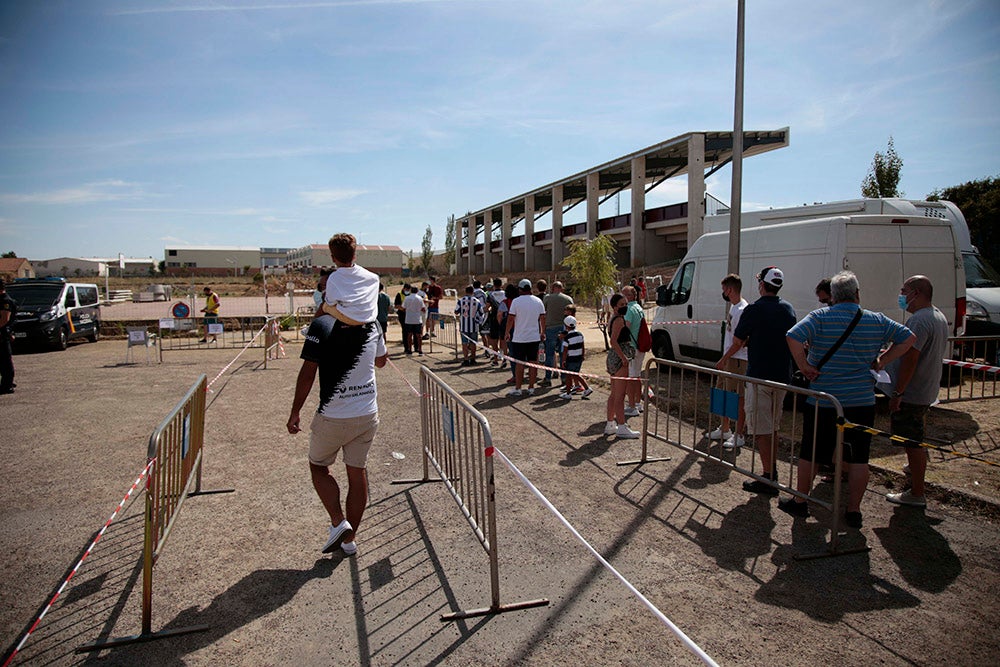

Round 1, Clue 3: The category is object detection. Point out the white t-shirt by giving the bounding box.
[508,294,545,343]
[324,264,380,323]
[403,292,426,325]
[724,298,749,361]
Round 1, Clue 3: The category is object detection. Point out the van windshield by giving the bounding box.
[964,254,1000,288]
[6,284,62,309]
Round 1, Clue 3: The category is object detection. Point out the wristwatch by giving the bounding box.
[891,389,905,397]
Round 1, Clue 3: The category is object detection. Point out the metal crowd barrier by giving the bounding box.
[940,335,1000,402]
[81,375,233,650]
[155,316,279,359]
[628,357,861,559]
[392,366,549,620]
[426,312,460,360]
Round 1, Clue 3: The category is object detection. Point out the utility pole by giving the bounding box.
[728,0,745,276]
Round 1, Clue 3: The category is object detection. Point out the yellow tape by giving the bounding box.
[838,420,999,467]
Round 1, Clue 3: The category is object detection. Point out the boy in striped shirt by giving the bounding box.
[559,315,592,399]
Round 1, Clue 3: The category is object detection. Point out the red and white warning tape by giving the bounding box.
[655,319,723,325]
[2,459,155,667]
[207,321,270,390]
[942,357,999,374]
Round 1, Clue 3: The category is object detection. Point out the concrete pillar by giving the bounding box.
[630,156,647,267]
[468,216,479,276]
[524,195,536,271]
[552,185,564,270]
[501,203,512,273]
[483,212,498,276]
[586,172,600,240]
[687,133,706,248]
[457,217,467,276]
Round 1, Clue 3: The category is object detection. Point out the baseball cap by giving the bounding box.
[757,266,784,288]
[518,278,532,290]
[563,315,577,328]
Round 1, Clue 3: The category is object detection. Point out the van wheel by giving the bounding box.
[55,327,68,351]
[87,322,100,343]
[652,331,674,366]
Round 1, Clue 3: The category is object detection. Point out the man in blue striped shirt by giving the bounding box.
[455,285,485,366]
[784,271,915,528]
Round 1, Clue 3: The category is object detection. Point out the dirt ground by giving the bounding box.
[1,333,999,666]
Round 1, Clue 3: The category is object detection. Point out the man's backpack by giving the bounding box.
[637,317,652,353]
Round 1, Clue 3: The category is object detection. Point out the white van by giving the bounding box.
[702,198,999,338]
[650,214,964,365]
[7,278,102,351]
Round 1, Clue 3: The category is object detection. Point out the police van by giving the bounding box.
[7,278,102,350]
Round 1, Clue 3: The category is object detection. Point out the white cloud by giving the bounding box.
[0,180,144,205]
[299,188,368,206]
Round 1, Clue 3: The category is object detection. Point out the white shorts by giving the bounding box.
[744,383,785,435]
[628,351,646,377]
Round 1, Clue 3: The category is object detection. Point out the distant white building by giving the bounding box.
[286,244,406,275]
[33,256,158,278]
[163,246,262,276]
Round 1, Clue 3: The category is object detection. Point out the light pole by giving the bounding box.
[728,0,746,276]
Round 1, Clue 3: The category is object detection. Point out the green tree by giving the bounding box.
[444,215,456,272]
[928,176,1000,270]
[861,136,904,198]
[561,235,618,319]
[1,251,17,258]
[420,225,433,275]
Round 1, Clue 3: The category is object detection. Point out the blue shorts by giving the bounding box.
[563,358,583,374]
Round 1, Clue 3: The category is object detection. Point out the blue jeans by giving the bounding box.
[543,325,562,380]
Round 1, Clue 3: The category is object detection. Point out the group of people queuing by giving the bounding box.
[713,266,947,529]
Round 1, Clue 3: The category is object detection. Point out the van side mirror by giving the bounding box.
[656,284,672,306]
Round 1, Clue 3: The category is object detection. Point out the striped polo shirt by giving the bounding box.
[787,302,913,407]
[562,329,584,358]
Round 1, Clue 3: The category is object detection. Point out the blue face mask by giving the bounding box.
[313,290,323,308]
[897,294,909,310]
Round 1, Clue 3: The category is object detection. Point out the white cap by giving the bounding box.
[518,278,532,290]
[563,316,577,328]
[758,266,784,288]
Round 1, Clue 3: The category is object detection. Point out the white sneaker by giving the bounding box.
[604,420,618,435]
[558,392,573,399]
[624,407,640,417]
[507,388,522,397]
[341,540,358,556]
[708,427,732,441]
[886,491,927,507]
[525,387,535,396]
[323,519,352,553]
[616,424,640,439]
[722,434,745,449]
[581,388,594,398]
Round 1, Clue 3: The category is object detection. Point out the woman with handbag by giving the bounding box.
[605,293,640,439]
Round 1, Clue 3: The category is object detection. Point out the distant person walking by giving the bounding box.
[199,286,220,344]
[286,314,388,557]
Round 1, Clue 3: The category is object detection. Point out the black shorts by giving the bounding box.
[800,404,876,465]
[509,341,540,363]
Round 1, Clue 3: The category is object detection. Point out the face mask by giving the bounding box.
[313,290,323,308]
[898,294,909,310]
[617,306,628,316]
[722,291,730,303]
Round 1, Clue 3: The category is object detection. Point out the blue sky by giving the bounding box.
[1,0,998,262]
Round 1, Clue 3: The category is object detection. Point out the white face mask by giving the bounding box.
[313,290,323,308]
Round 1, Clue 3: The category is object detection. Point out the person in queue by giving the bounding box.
[783,271,915,528]
[604,293,640,439]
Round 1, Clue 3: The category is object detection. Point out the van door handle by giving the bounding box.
[687,305,693,319]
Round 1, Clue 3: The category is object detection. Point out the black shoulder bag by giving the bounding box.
[791,308,864,388]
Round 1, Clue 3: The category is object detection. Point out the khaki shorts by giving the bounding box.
[309,412,379,468]
[719,358,747,394]
[745,383,785,435]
